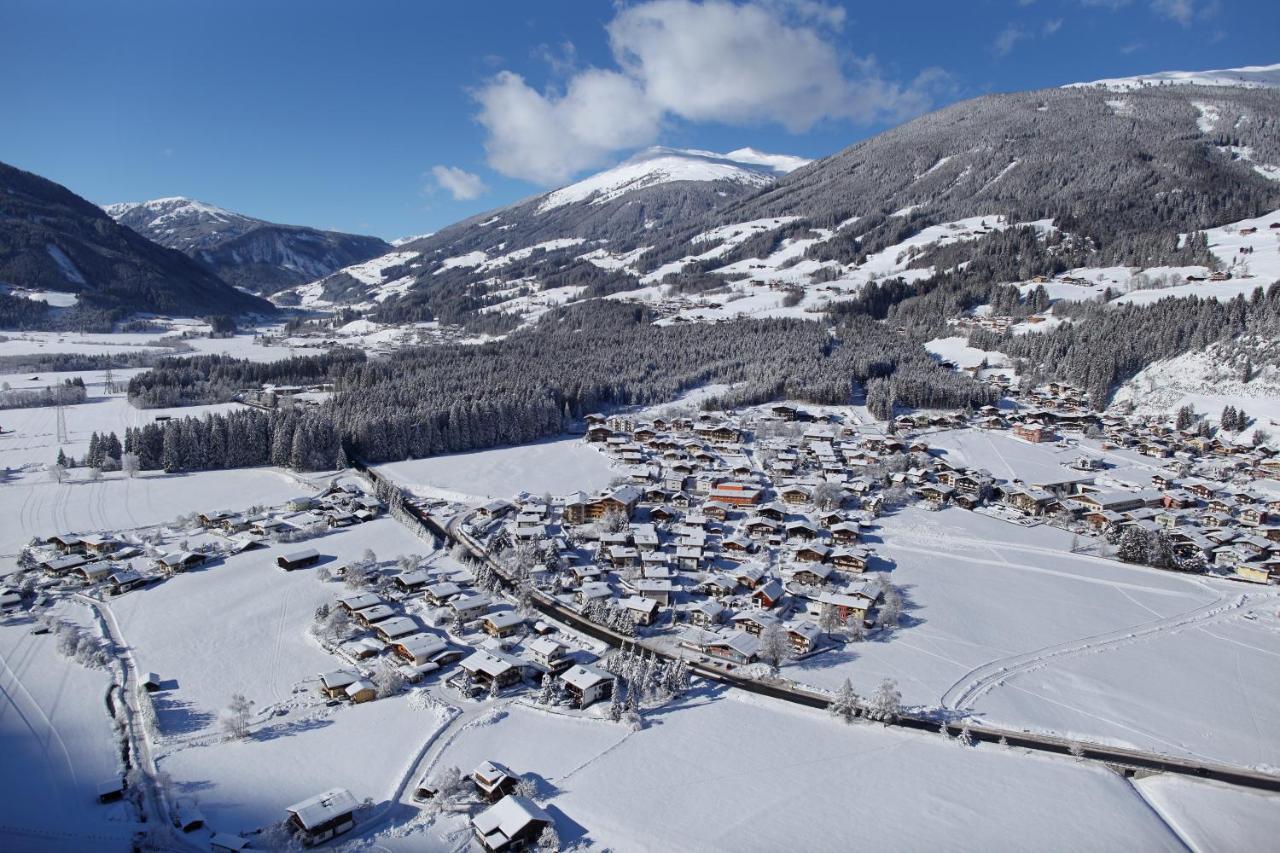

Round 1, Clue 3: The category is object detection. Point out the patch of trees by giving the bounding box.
[127,348,365,408]
[971,284,1280,407]
[0,376,86,410]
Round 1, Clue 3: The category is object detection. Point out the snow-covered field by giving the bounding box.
[401,694,1186,852]
[108,519,452,835]
[374,437,619,503]
[1136,775,1280,852]
[0,603,134,851]
[787,506,1280,766]
[0,467,310,575]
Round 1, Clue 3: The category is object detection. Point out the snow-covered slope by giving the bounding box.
[104,197,261,251]
[537,146,808,212]
[105,197,391,295]
[1068,63,1280,91]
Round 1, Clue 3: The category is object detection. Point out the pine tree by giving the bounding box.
[828,678,859,724]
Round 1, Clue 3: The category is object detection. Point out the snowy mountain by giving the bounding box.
[0,162,272,320]
[1067,62,1280,91]
[537,146,809,211]
[106,197,390,295]
[278,146,806,324]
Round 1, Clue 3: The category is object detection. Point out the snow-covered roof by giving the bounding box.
[471,795,550,848]
[286,787,358,830]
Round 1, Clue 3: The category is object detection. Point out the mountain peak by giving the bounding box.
[537,146,810,213]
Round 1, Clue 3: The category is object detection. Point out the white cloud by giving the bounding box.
[1043,17,1064,35]
[430,165,489,201]
[992,24,1027,57]
[474,0,943,184]
[1150,0,1194,25]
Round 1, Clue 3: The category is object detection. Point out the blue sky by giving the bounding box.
[2,0,1276,240]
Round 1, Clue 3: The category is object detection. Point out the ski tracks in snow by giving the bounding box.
[941,592,1249,712]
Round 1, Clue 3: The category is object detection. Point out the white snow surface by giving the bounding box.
[404,695,1185,852]
[374,437,618,504]
[537,146,806,213]
[1068,63,1280,91]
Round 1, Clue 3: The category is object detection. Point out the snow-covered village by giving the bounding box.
[4,3,1280,852]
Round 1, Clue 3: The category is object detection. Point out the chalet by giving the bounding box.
[559,664,614,708]
[524,637,570,672]
[703,630,761,664]
[792,563,834,586]
[210,834,251,853]
[630,579,674,606]
[1241,506,1270,527]
[107,568,147,596]
[450,593,492,622]
[689,599,727,626]
[829,521,862,545]
[354,602,397,627]
[417,581,460,606]
[722,535,756,555]
[619,595,660,625]
[695,422,742,444]
[698,575,738,598]
[779,485,811,505]
[785,520,820,542]
[918,484,954,505]
[393,569,430,592]
[794,543,831,563]
[734,609,779,635]
[817,591,873,626]
[319,669,361,699]
[41,553,90,575]
[649,504,677,523]
[751,579,784,609]
[375,617,420,642]
[277,549,320,571]
[586,486,643,520]
[471,795,552,852]
[1002,486,1054,516]
[702,501,731,521]
[460,651,527,691]
[1012,423,1055,443]
[732,564,767,589]
[785,621,822,655]
[757,501,789,521]
[576,582,613,606]
[337,592,382,613]
[831,548,869,573]
[80,535,120,557]
[45,534,84,554]
[157,551,207,575]
[393,634,449,666]
[483,611,526,638]
[345,679,377,703]
[675,545,704,571]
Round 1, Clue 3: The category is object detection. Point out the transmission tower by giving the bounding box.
[103,365,115,395]
[55,386,68,443]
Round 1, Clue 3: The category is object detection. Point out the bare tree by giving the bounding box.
[222,694,254,740]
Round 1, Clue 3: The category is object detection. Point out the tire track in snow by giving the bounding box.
[941,593,1247,712]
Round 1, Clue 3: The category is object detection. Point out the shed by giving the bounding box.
[278,549,320,571]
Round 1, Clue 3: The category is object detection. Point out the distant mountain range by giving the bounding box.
[104,197,390,295]
[0,161,271,320]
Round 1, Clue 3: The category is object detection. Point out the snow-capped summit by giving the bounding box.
[105,196,390,294]
[1067,62,1280,91]
[104,196,262,250]
[537,146,809,213]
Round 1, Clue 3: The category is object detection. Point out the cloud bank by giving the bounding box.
[476,0,945,184]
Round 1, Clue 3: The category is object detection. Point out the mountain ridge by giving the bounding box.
[106,196,391,295]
